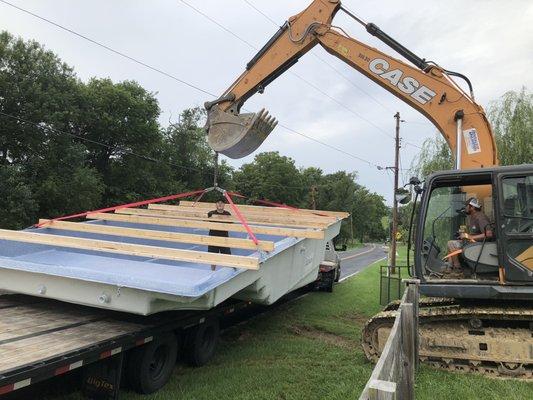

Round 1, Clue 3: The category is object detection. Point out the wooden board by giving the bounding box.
[39,219,275,252]
[176,201,350,219]
[116,207,331,229]
[87,212,325,239]
[0,229,260,270]
[0,303,102,342]
[148,204,338,225]
[0,316,142,373]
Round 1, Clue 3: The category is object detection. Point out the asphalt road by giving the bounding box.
[338,244,388,281]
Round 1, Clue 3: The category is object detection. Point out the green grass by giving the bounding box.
[43,247,532,400]
[345,241,365,250]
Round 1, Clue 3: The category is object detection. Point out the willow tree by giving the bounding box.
[411,88,532,177]
[489,88,533,166]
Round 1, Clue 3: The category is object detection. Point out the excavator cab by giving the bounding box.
[414,164,533,300]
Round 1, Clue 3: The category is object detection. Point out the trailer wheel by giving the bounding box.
[184,318,220,367]
[126,332,178,394]
[334,265,341,282]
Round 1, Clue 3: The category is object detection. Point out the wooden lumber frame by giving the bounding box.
[0,229,259,270]
[86,213,325,239]
[148,204,338,225]
[38,219,275,252]
[175,201,350,219]
[116,208,331,229]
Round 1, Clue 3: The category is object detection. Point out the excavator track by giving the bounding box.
[362,298,533,379]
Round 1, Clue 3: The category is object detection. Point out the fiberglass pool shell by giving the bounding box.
[0,219,342,315]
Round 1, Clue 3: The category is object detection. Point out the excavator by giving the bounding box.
[204,0,532,378]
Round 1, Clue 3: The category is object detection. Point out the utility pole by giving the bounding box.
[310,185,317,210]
[390,112,401,274]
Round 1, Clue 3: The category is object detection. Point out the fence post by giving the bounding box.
[399,302,415,399]
[368,379,397,400]
[403,279,420,370]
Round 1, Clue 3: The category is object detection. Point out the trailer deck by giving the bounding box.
[0,293,253,397]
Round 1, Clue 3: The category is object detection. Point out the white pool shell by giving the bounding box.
[0,212,343,315]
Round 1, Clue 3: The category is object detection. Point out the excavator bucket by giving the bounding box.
[206,106,278,159]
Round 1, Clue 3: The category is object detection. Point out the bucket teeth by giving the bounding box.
[206,105,278,159]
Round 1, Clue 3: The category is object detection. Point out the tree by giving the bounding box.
[489,88,533,166]
[410,134,453,178]
[411,89,532,178]
[351,185,388,242]
[0,31,81,165]
[0,165,37,229]
[162,107,232,192]
[0,32,104,222]
[233,152,304,204]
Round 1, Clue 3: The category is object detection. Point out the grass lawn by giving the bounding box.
[346,241,365,250]
[42,248,532,400]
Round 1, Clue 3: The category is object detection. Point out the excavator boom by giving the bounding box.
[205,0,498,169]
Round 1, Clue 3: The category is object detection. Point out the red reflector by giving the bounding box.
[54,365,70,375]
[0,384,14,395]
[100,350,112,359]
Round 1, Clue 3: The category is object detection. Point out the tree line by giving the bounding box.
[0,32,388,242]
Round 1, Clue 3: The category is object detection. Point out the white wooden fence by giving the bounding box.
[359,279,420,400]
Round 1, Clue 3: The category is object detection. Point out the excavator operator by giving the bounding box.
[446,198,493,276]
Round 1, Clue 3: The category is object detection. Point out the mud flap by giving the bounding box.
[81,353,123,400]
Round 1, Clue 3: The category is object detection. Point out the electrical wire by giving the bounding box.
[0,111,214,176]
[0,0,383,169]
[0,0,216,98]
[242,0,395,114]
[238,0,424,150]
[179,0,397,144]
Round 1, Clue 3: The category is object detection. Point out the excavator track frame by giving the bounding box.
[362,297,533,379]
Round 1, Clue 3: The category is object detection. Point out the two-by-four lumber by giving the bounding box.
[147,204,337,225]
[116,208,331,229]
[87,213,325,239]
[38,219,275,252]
[175,201,350,219]
[0,229,259,269]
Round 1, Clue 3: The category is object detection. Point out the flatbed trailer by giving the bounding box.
[0,293,256,399]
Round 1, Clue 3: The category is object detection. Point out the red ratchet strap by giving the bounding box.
[226,191,247,199]
[35,189,207,228]
[223,191,259,246]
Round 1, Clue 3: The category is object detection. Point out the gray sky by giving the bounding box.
[1,0,532,204]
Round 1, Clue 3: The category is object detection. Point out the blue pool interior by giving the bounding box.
[0,219,301,298]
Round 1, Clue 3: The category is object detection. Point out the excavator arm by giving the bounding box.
[205,0,498,169]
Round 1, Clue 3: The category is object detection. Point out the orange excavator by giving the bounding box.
[205,0,532,377]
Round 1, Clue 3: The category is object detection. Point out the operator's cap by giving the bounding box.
[466,197,481,210]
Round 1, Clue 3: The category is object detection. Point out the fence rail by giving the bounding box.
[359,279,420,400]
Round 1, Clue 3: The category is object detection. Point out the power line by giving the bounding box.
[0,0,382,168]
[276,123,378,167]
[242,0,395,114]
[240,0,426,150]
[0,0,216,98]
[179,0,396,144]
[0,111,213,175]
[243,0,280,27]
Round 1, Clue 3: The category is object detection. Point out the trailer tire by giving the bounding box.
[334,266,341,282]
[183,318,220,367]
[126,332,178,394]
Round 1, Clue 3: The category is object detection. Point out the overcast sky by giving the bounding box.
[1,0,532,204]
